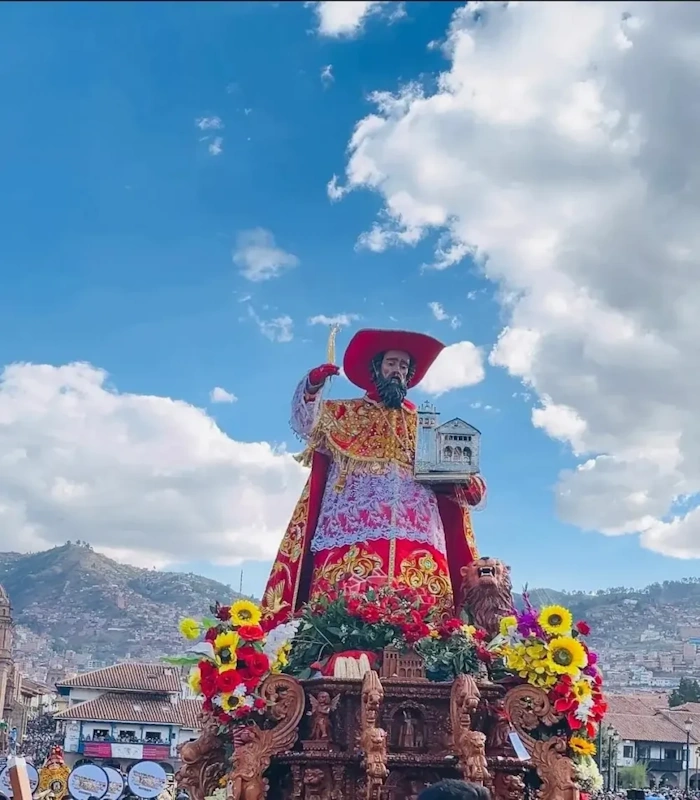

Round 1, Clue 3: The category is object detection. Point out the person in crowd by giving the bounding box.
[418,780,491,800]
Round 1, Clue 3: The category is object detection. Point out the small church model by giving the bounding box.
[414,401,481,484]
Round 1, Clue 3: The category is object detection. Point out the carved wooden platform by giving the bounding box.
[177,674,580,800]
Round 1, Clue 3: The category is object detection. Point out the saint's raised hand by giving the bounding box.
[308,363,340,390]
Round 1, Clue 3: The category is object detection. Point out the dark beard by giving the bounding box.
[374,375,407,409]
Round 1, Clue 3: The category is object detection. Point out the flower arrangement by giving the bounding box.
[489,595,607,764]
[171,599,298,730]
[285,580,483,680]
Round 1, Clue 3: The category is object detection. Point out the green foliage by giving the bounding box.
[617,763,648,789]
[669,676,700,707]
[284,594,405,676]
[414,631,479,679]
[283,586,481,681]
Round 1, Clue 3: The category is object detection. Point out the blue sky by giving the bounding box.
[1,0,699,598]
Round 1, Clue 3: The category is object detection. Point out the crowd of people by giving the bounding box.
[22,711,62,765]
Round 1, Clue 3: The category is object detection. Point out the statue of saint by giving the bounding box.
[261,329,486,628]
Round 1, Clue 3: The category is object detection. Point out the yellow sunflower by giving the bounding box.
[214,631,240,667]
[230,599,262,627]
[499,615,518,636]
[538,605,573,637]
[570,736,596,757]
[178,618,200,640]
[547,636,587,676]
[187,667,201,694]
[572,678,593,701]
[219,693,244,712]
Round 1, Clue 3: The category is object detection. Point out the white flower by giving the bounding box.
[262,620,300,659]
[233,683,247,698]
[574,755,603,793]
[263,619,300,662]
[243,695,255,708]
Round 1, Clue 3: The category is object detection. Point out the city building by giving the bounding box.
[608,694,700,788]
[0,583,55,746]
[53,662,202,773]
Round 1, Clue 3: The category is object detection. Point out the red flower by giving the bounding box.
[347,598,362,615]
[202,698,213,713]
[205,627,218,642]
[403,622,431,644]
[216,605,231,621]
[476,646,493,663]
[254,697,267,710]
[554,697,576,714]
[360,606,381,624]
[472,629,488,642]
[238,624,264,642]
[576,621,591,636]
[216,711,230,724]
[217,669,243,694]
[238,647,270,678]
[441,618,464,637]
[199,660,217,679]
[200,672,218,698]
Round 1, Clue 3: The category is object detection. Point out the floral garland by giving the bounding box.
[173,599,298,729]
[286,581,486,680]
[489,596,607,787]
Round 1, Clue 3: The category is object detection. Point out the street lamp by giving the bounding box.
[685,716,693,795]
[611,729,620,790]
[606,725,617,791]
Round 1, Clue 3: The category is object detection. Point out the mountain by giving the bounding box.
[7,542,700,691]
[0,543,243,670]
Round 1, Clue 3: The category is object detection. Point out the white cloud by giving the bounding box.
[195,116,224,130]
[0,362,306,567]
[248,307,294,343]
[332,1,700,558]
[208,137,223,156]
[233,229,299,282]
[308,314,359,327]
[327,175,345,201]
[210,387,237,404]
[307,1,403,38]
[428,301,460,329]
[421,341,485,396]
[321,65,334,87]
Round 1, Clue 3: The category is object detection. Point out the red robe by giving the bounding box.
[260,394,485,630]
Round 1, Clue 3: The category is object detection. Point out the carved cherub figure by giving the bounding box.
[308,691,341,741]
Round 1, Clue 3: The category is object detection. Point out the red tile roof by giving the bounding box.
[56,663,181,693]
[606,694,668,715]
[54,692,201,727]
[177,698,204,730]
[606,711,693,743]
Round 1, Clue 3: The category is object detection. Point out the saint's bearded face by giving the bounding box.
[371,349,413,409]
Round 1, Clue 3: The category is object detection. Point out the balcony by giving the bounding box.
[642,758,684,773]
[76,737,172,760]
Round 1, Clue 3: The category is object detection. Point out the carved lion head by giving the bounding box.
[460,556,511,592]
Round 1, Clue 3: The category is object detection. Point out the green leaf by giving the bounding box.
[163,655,200,666]
[296,667,313,680]
[201,617,217,629]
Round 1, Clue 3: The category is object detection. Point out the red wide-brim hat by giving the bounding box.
[343,329,445,393]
